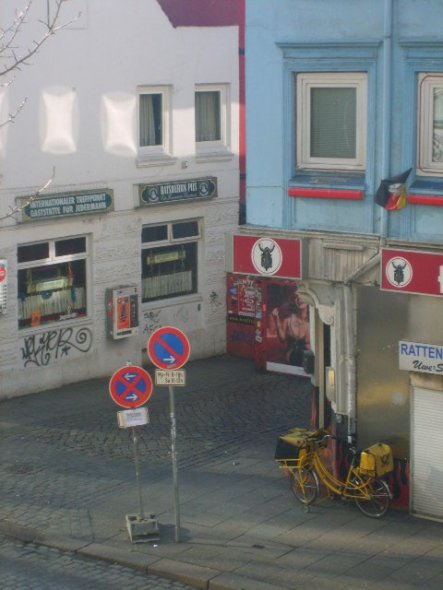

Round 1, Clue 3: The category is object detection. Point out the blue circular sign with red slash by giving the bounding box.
[147,326,191,370]
[109,365,153,409]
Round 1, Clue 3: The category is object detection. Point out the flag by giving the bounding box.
[375,168,412,211]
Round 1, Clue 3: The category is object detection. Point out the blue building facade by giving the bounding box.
[227,0,443,519]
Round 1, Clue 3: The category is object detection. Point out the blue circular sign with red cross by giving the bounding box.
[147,326,190,370]
[109,365,153,409]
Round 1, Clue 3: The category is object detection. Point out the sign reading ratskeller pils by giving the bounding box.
[139,177,217,206]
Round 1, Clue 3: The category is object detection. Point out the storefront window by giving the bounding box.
[17,236,88,329]
[141,220,200,302]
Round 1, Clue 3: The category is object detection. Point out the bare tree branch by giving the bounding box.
[0,97,27,128]
[0,2,80,223]
[0,167,56,222]
[1,0,79,80]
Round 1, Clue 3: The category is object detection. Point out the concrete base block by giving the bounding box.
[125,514,160,543]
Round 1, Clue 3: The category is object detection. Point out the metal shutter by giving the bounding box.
[411,387,443,521]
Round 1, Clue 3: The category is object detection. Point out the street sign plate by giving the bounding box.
[155,369,186,386]
[109,365,153,409]
[147,326,190,370]
[117,407,150,428]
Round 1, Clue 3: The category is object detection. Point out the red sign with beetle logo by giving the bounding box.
[381,248,443,297]
[233,235,302,279]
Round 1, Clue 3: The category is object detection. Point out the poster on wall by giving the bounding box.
[226,275,259,360]
[265,283,311,377]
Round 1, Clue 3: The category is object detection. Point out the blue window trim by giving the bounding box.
[278,42,380,195]
[400,40,443,196]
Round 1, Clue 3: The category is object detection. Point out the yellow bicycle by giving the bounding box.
[275,428,393,518]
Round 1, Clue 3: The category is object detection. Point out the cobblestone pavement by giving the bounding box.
[0,534,194,590]
[0,356,311,539]
[2,355,442,590]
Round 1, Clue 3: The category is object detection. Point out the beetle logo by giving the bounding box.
[385,257,413,288]
[251,238,282,275]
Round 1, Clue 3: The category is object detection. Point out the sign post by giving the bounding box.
[147,327,190,543]
[109,363,158,543]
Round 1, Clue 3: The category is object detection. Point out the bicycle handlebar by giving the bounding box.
[309,431,336,445]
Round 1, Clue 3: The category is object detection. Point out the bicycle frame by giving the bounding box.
[300,443,373,501]
[276,430,392,518]
[311,451,373,501]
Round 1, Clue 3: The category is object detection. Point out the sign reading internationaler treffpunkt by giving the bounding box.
[19,190,114,222]
[139,177,217,206]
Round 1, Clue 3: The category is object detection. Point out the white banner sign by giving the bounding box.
[399,340,443,375]
[117,407,149,428]
[155,369,186,386]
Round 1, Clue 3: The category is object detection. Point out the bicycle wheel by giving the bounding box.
[355,478,391,518]
[290,468,319,505]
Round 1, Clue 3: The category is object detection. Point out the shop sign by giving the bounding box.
[233,235,302,279]
[381,248,443,297]
[399,340,443,375]
[139,177,217,206]
[19,190,114,222]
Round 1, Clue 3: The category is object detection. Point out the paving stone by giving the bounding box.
[1,356,442,590]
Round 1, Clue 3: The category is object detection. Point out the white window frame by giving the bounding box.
[17,235,89,330]
[137,85,171,163]
[195,84,230,156]
[141,220,201,304]
[417,73,443,177]
[296,72,367,171]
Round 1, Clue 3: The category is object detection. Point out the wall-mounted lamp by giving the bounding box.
[325,366,336,403]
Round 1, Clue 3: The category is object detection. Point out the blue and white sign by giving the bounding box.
[147,326,190,370]
[399,340,443,375]
[109,365,153,408]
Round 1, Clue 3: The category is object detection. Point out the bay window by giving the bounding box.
[141,220,200,302]
[296,72,367,171]
[17,236,88,329]
[417,74,443,176]
[195,84,229,154]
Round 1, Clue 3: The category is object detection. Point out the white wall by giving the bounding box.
[0,0,240,397]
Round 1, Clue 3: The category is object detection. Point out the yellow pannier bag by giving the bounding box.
[359,443,393,477]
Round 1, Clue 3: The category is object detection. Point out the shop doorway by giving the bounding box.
[411,387,443,521]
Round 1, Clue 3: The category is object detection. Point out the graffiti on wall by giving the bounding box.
[21,325,93,367]
[142,310,161,336]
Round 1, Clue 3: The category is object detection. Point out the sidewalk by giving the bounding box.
[0,355,442,590]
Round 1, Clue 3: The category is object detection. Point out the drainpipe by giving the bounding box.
[380,0,394,239]
[342,284,356,442]
[341,0,394,442]
[342,252,379,441]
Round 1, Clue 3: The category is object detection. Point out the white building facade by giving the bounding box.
[0,0,240,398]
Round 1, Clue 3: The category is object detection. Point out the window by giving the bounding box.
[141,220,200,303]
[296,72,367,171]
[17,236,88,329]
[137,86,170,159]
[195,84,229,154]
[418,74,443,176]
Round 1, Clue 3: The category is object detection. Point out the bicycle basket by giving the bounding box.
[359,443,393,477]
[274,428,309,461]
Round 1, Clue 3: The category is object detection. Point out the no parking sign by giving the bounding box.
[108,365,153,409]
[147,326,190,370]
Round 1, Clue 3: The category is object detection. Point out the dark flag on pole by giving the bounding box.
[375,168,412,211]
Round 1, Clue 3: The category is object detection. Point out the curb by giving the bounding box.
[0,520,289,590]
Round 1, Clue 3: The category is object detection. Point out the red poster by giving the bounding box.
[265,282,311,377]
[117,296,130,330]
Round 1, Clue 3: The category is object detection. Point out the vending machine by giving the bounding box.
[105,285,139,339]
[0,260,7,314]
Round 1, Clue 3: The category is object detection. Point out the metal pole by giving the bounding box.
[131,426,145,519]
[168,385,181,542]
